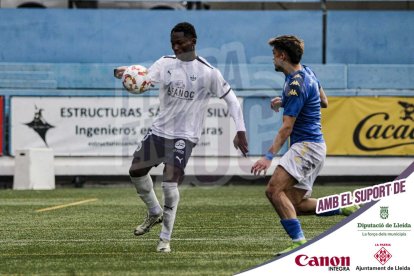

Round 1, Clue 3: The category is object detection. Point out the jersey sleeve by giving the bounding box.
[282,74,306,117]
[210,69,232,98]
[147,58,163,83]
[304,65,322,89]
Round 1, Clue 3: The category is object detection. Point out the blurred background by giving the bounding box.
[0,0,413,188]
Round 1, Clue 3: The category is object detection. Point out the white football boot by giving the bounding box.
[156,238,171,253]
[134,212,163,236]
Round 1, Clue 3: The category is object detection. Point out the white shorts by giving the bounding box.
[279,141,326,198]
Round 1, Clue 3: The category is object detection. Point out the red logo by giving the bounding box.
[374,247,392,265]
[295,255,350,267]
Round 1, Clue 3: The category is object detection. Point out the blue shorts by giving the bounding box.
[132,130,195,172]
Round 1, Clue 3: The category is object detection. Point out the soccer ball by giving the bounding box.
[122,65,152,94]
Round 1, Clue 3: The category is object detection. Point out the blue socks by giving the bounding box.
[280,218,306,241]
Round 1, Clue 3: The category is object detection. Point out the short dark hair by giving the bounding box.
[268,35,304,64]
[171,22,197,39]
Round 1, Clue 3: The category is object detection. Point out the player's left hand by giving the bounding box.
[233,131,248,157]
[251,157,271,176]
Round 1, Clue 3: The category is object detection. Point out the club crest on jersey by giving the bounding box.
[175,140,186,150]
[190,74,197,81]
[174,80,185,89]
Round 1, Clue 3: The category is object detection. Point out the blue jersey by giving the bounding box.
[281,65,324,145]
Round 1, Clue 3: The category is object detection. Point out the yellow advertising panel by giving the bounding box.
[321,97,414,156]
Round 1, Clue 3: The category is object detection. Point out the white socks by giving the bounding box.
[131,176,179,241]
[160,182,180,241]
[130,174,162,216]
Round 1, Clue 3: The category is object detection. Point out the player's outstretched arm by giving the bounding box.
[251,156,271,176]
[251,115,295,176]
[113,66,128,79]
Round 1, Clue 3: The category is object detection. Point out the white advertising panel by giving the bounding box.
[238,168,414,276]
[10,97,241,157]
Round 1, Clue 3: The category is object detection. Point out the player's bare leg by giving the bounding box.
[266,166,307,255]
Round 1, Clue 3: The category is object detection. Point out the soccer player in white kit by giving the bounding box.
[114,22,248,253]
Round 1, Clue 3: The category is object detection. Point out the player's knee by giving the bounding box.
[129,166,148,178]
[265,185,277,200]
[265,182,283,201]
[163,165,183,183]
[129,168,140,177]
[265,188,273,201]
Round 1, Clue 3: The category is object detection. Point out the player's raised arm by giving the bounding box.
[222,89,248,157]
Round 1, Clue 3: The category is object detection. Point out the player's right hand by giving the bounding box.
[251,157,271,176]
[270,97,282,112]
[113,66,127,79]
[233,131,249,157]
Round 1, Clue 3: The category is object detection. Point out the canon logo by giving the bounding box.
[295,254,350,267]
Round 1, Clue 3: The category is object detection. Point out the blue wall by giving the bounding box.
[1,9,413,157]
[244,97,288,155]
[327,11,414,64]
[0,9,322,64]
[2,10,414,64]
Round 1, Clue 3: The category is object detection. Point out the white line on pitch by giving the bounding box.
[0,237,287,243]
[35,198,98,213]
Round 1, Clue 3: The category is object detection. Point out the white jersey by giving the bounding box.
[147,55,231,144]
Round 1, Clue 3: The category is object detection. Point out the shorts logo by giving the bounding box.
[175,140,186,150]
[175,156,183,164]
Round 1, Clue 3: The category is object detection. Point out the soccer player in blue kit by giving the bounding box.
[251,35,358,255]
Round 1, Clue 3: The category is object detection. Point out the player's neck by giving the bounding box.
[283,63,302,76]
[177,51,196,62]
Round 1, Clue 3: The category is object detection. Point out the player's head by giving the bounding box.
[268,35,304,71]
[171,22,197,40]
[171,22,197,60]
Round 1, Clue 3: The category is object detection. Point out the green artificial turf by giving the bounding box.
[0,184,364,276]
